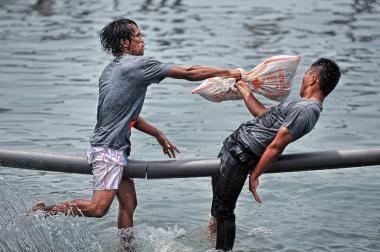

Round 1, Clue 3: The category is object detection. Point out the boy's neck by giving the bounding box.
[302,94,325,103]
[302,91,325,104]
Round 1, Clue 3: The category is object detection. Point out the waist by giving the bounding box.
[223,131,259,163]
[87,146,128,166]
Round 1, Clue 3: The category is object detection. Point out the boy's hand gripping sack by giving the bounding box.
[192,55,302,102]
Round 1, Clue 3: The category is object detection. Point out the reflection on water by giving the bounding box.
[140,0,184,13]
[32,0,54,16]
[352,0,377,13]
[0,0,379,251]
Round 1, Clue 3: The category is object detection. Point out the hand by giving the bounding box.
[249,176,263,204]
[235,80,251,99]
[230,69,242,80]
[156,133,180,158]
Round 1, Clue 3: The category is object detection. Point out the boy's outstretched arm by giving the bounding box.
[235,80,268,117]
[249,127,293,204]
[167,65,241,81]
[133,116,180,158]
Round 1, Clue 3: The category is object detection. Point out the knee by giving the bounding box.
[119,198,137,216]
[93,209,107,218]
[122,198,137,214]
[119,188,137,209]
[88,204,110,218]
[214,207,235,222]
[132,198,137,211]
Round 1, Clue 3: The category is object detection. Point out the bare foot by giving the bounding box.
[119,228,136,251]
[207,217,216,234]
[206,217,217,243]
[31,201,46,211]
[24,201,47,216]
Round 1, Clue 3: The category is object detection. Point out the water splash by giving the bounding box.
[121,223,191,252]
[0,178,101,252]
[0,178,196,251]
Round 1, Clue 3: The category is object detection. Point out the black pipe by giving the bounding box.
[0,148,379,179]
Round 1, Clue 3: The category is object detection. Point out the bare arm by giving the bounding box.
[133,116,180,158]
[166,65,241,81]
[235,80,268,117]
[249,127,293,203]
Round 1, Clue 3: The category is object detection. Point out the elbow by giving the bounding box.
[267,142,285,155]
[183,74,196,81]
[249,108,268,118]
[181,67,212,81]
[174,69,195,81]
[133,118,143,130]
[183,72,200,81]
[256,108,269,117]
[183,68,202,81]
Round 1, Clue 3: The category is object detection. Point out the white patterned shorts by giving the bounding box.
[87,147,128,191]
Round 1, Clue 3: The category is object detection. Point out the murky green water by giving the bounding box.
[0,0,379,251]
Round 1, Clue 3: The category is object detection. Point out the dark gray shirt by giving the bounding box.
[89,55,172,155]
[237,99,323,156]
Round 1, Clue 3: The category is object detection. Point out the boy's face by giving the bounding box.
[300,67,317,96]
[128,25,145,56]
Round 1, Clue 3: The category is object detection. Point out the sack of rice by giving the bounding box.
[192,55,302,103]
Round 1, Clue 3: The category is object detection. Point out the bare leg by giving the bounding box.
[206,216,217,244]
[34,190,116,218]
[208,216,217,234]
[116,179,137,229]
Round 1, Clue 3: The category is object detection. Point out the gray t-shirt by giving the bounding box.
[237,99,323,156]
[89,55,172,155]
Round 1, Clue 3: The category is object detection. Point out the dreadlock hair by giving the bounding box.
[311,58,341,96]
[99,18,137,56]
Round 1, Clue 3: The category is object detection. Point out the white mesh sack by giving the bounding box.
[192,55,302,103]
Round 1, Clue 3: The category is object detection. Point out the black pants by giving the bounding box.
[211,140,259,251]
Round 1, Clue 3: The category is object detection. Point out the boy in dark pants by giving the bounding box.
[209,58,341,251]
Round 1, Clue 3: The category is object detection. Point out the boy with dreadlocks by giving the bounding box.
[34,18,241,230]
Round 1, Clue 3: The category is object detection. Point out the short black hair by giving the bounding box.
[99,18,137,56]
[311,58,341,96]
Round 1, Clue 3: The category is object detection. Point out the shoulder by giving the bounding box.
[115,55,158,65]
[280,100,308,113]
[99,61,115,80]
[101,61,114,73]
[296,99,322,108]
[297,100,323,117]
[134,56,164,65]
[116,56,164,73]
[285,100,321,112]
[288,100,322,127]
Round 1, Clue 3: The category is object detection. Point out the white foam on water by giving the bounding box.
[120,223,192,252]
[247,227,273,237]
[0,178,197,251]
[0,178,101,252]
